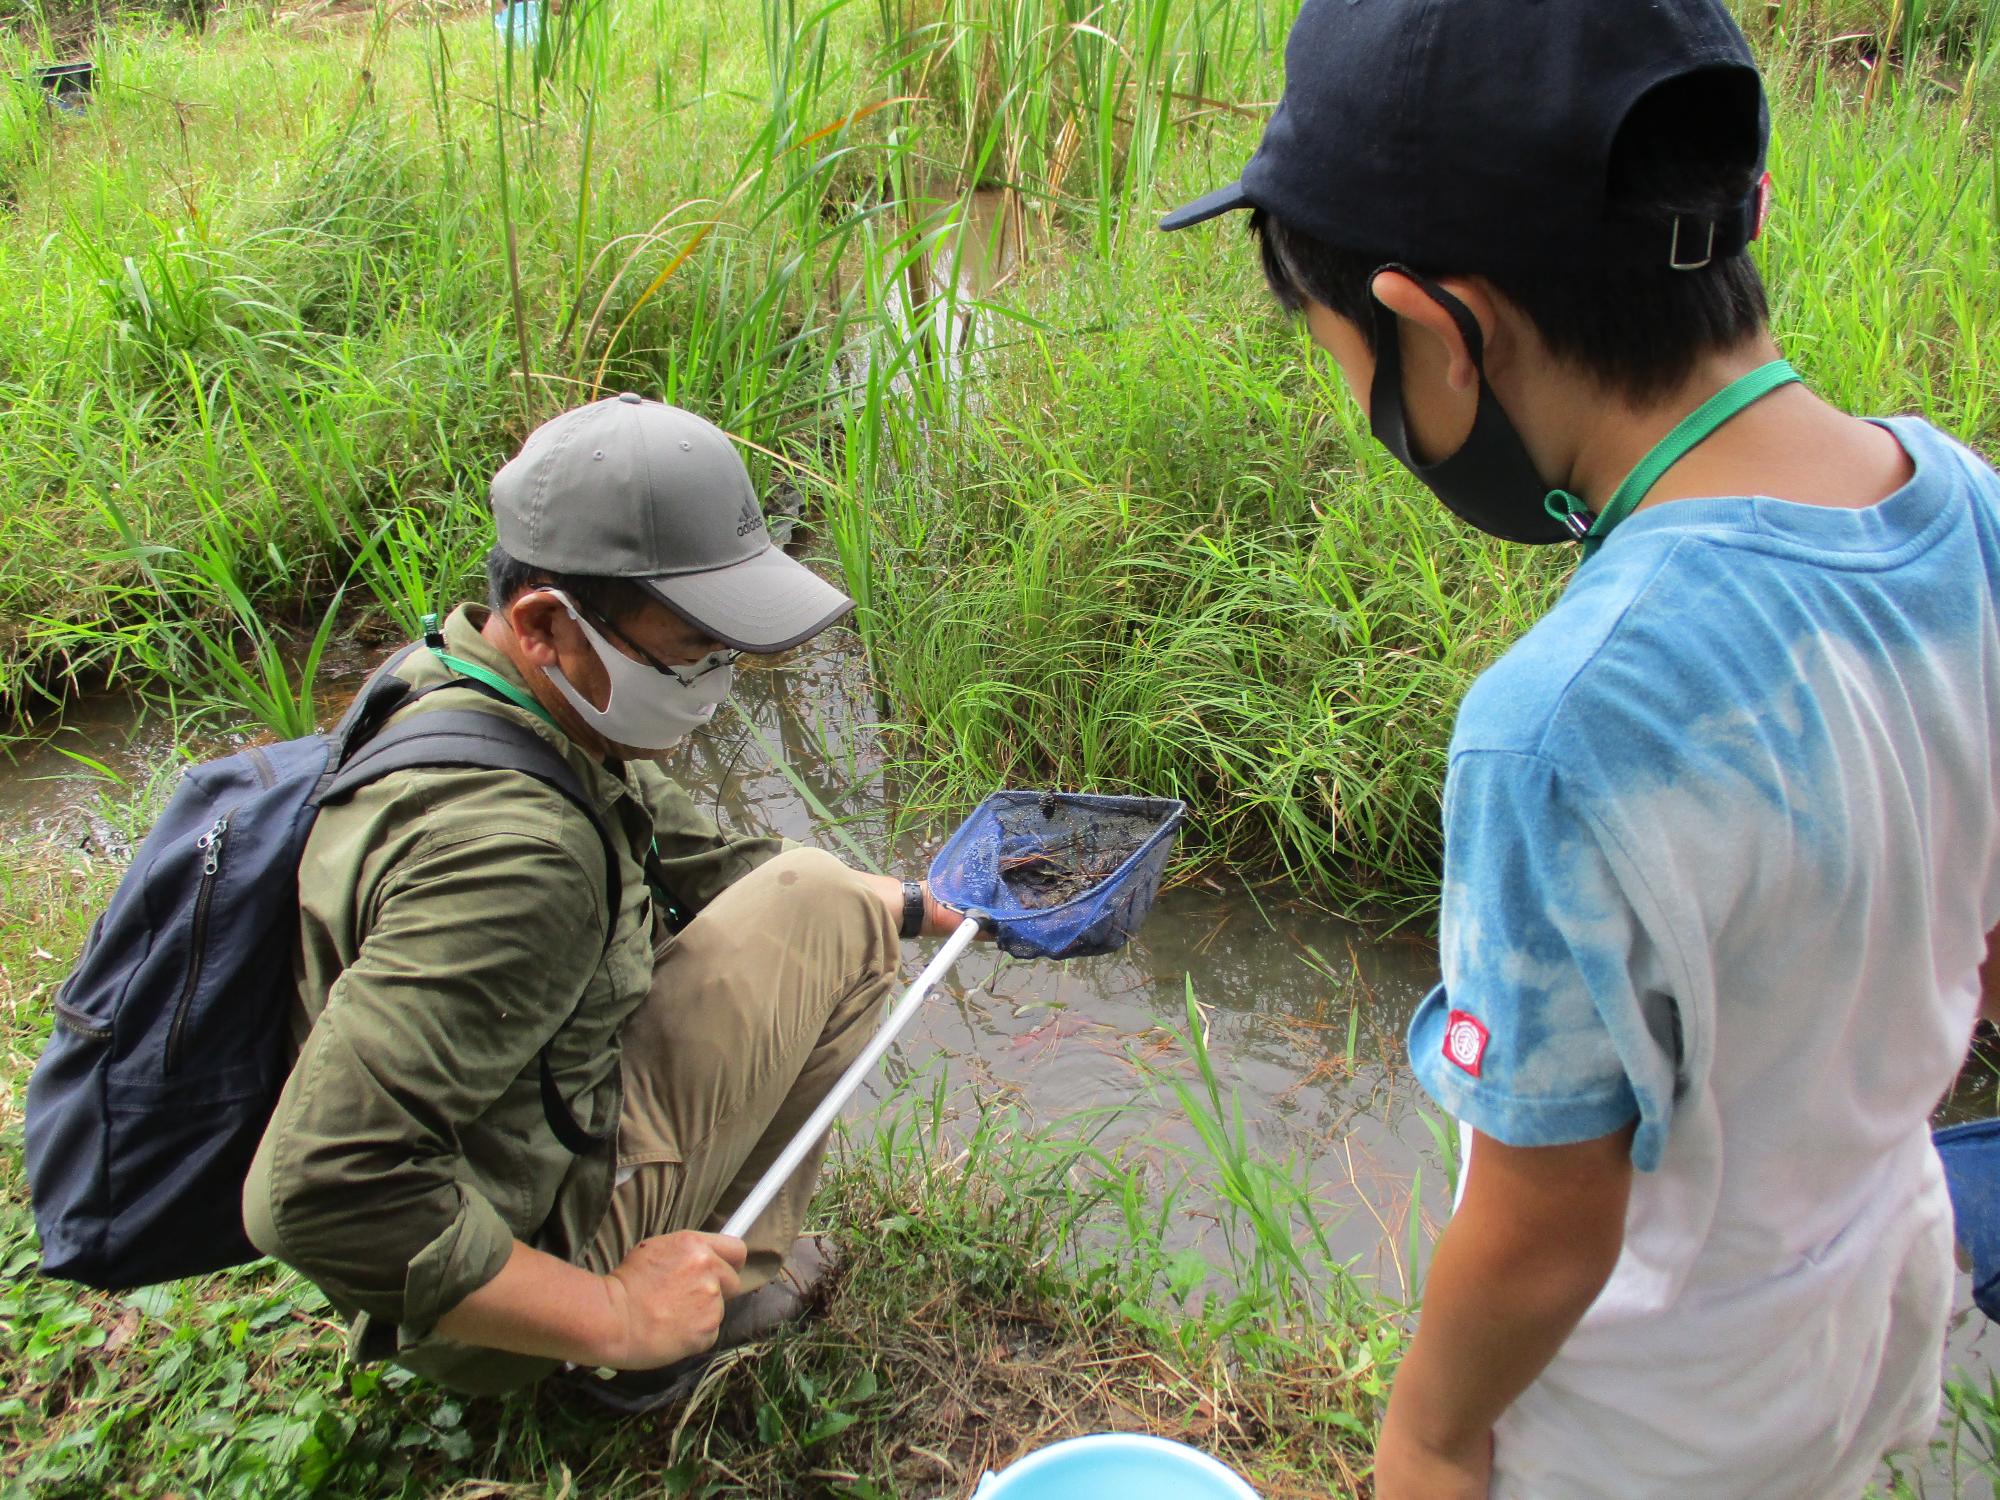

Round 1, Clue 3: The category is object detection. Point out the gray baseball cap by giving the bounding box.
[489,393,853,652]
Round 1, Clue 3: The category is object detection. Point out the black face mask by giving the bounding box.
[1366,266,1574,546]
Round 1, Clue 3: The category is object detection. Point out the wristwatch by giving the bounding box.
[899,879,926,939]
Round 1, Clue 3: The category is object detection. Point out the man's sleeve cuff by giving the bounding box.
[396,1186,516,1346]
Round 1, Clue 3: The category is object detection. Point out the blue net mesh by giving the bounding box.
[927,792,1186,960]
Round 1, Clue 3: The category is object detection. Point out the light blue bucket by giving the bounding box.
[973,1433,1259,1498]
[493,1,541,45]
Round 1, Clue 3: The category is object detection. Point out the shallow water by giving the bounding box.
[5,629,1997,1487]
[0,633,1458,1294]
[660,635,1452,1286]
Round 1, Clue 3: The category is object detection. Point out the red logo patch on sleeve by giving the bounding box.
[1443,1010,1489,1078]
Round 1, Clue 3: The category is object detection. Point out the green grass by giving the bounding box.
[0,5,1996,1493]
[0,1095,1391,1499]
[826,49,2000,910]
[5,795,2000,1496]
[0,0,1994,914]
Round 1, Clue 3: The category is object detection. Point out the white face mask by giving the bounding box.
[538,590,735,751]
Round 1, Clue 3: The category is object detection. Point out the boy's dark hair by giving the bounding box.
[485,543,655,624]
[1253,74,1770,405]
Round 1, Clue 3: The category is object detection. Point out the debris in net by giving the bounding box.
[997,835,1143,910]
[931,791,1185,959]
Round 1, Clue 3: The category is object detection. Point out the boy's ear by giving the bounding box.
[1367,269,1498,393]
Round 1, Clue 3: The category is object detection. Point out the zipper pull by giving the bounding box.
[195,815,228,875]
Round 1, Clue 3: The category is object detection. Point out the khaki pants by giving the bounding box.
[582,846,900,1288]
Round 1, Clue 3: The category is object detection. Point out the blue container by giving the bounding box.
[493,1,541,45]
[927,792,1185,960]
[974,1433,1258,1498]
[1935,1118,2000,1322]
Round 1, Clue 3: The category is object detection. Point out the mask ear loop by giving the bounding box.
[1368,264,1490,465]
[531,586,584,628]
[1384,265,1488,359]
[1366,264,1417,464]
[1369,264,1591,539]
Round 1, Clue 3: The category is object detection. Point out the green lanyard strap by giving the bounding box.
[1544,359,1801,561]
[420,611,561,731]
[431,649,562,730]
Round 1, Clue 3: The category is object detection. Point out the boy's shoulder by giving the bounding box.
[1454,416,2000,777]
[1450,539,1681,769]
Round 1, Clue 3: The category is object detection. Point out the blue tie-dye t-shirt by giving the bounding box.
[1407,418,2000,1491]
[1410,416,2000,1171]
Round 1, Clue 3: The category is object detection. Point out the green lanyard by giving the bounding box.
[420,612,562,732]
[417,613,686,919]
[1545,359,1801,561]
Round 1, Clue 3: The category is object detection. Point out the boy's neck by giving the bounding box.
[1558,338,1912,519]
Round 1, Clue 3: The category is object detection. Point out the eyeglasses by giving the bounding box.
[659,648,739,686]
[573,600,739,685]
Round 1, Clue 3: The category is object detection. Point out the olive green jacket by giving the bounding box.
[242,606,785,1392]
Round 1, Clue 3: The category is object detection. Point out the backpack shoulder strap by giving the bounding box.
[322,707,594,824]
[317,642,428,780]
[321,705,615,908]
[316,700,618,1157]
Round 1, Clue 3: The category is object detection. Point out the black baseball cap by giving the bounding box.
[1161,0,1769,273]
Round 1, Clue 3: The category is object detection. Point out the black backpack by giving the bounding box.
[24,642,635,1291]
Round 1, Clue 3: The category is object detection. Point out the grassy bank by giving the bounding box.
[1,0,1992,910]
[0,831,1400,1499]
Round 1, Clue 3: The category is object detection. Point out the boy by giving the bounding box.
[1162,1,2000,1495]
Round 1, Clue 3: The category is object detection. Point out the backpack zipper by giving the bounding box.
[165,814,229,1073]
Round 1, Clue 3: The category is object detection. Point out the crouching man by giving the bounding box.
[244,394,960,1408]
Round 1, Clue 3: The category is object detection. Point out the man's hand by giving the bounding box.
[437,1231,745,1368]
[597,1231,748,1369]
[1373,1421,1493,1500]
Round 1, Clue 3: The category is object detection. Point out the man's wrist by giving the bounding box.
[586,1270,631,1368]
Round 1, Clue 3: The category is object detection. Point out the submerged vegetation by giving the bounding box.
[0,0,1991,907]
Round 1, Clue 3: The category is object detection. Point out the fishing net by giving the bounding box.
[927,792,1186,960]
